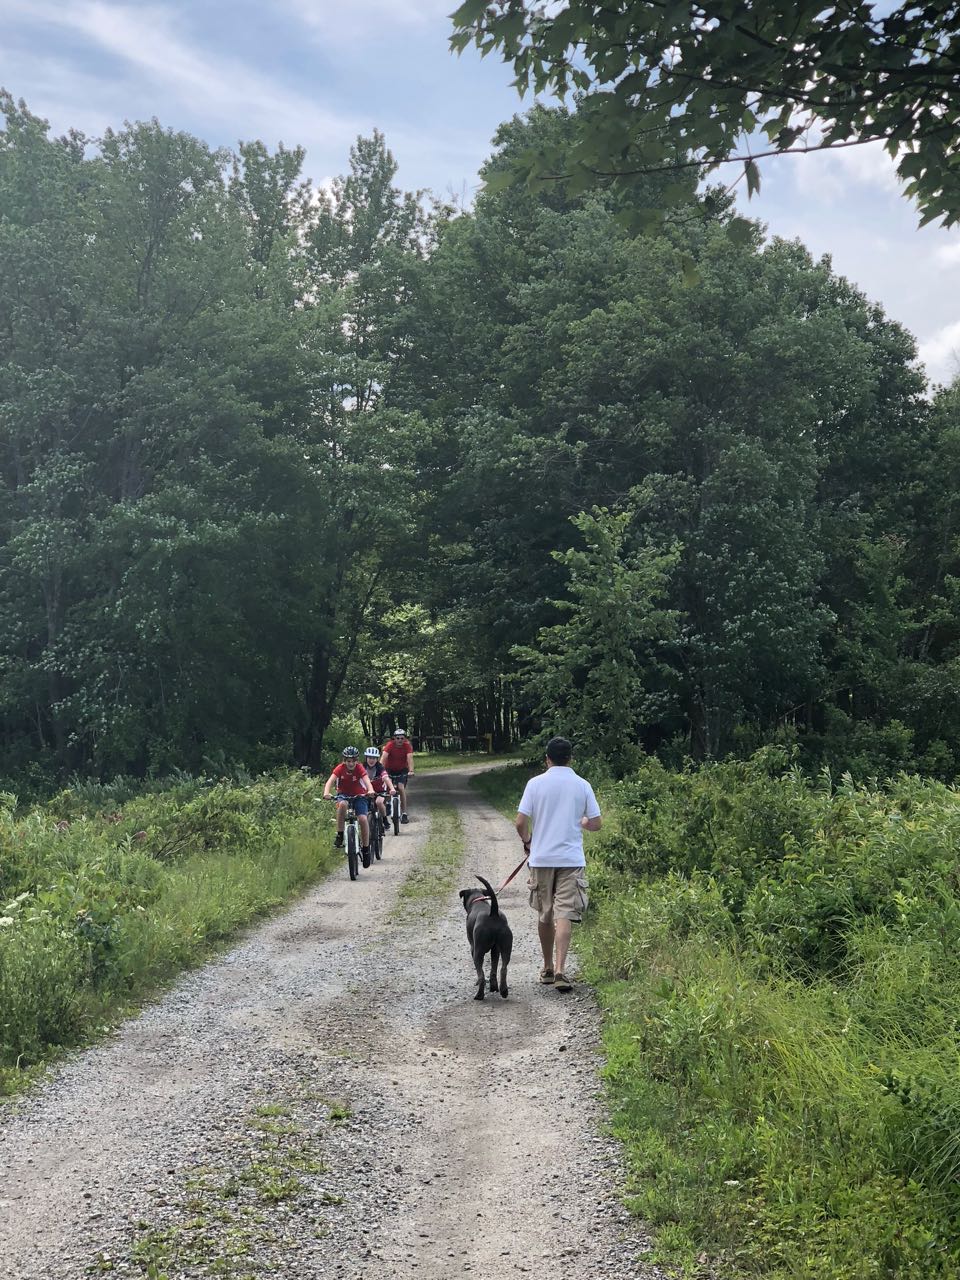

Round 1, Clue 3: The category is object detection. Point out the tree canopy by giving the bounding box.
[450,0,960,226]
[2,93,960,786]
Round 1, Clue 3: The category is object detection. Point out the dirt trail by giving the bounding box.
[0,766,663,1279]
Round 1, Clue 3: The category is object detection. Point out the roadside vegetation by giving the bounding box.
[474,756,960,1277]
[470,766,531,818]
[0,772,336,1097]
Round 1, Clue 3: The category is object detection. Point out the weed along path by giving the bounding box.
[1,765,663,1280]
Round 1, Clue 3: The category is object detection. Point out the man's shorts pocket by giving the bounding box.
[574,870,589,916]
[527,875,540,913]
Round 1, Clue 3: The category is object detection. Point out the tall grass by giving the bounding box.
[580,752,960,1278]
[0,774,337,1094]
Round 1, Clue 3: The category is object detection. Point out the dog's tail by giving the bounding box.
[475,874,500,916]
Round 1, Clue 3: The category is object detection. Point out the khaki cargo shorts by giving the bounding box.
[527,866,589,925]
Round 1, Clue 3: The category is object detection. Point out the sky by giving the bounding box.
[1,0,958,388]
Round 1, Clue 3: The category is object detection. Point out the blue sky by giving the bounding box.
[2,0,958,387]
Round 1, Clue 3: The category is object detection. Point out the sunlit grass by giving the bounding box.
[415,750,519,772]
[468,763,535,817]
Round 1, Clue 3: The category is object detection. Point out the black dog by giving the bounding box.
[459,874,513,1001]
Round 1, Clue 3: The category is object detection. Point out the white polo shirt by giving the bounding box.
[517,766,601,868]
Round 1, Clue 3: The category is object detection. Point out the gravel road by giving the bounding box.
[0,765,665,1280]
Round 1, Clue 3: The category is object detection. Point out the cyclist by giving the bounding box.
[322,746,376,857]
[364,746,397,836]
[380,728,414,823]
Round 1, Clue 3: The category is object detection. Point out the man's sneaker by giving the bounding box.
[334,833,344,848]
[401,813,409,824]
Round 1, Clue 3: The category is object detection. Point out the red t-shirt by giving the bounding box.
[332,762,369,796]
[382,740,413,772]
[366,762,391,794]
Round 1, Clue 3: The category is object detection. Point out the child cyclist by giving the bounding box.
[364,747,397,835]
[322,746,376,857]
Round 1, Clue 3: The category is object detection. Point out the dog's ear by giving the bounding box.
[458,888,472,908]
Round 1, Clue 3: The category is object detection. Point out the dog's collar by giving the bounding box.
[467,894,490,907]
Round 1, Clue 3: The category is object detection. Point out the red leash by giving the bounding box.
[469,845,531,906]
[496,842,530,893]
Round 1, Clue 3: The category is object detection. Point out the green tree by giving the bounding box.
[292,132,430,769]
[513,504,679,763]
[451,0,960,226]
[0,97,321,776]
[403,109,927,759]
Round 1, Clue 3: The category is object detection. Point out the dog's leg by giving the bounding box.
[473,944,486,1001]
[500,935,513,998]
[488,944,500,991]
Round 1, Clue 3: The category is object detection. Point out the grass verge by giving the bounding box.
[392,800,465,915]
[577,755,960,1279]
[0,775,339,1099]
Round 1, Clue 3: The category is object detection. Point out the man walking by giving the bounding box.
[515,736,602,993]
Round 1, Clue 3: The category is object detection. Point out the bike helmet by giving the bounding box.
[342,746,360,760]
[364,747,380,760]
[393,728,407,737]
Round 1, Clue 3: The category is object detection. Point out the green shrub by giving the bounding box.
[0,771,333,1087]
[583,750,960,1278]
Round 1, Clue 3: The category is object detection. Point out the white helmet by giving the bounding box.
[393,728,407,737]
[364,747,380,760]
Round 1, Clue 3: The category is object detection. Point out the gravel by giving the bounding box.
[0,765,666,1280]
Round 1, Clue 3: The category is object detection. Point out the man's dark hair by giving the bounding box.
[545,736,573,765]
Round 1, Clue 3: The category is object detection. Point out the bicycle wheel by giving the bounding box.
[392,796,401,836]
[373,812,383,860]
[346,824,359,880]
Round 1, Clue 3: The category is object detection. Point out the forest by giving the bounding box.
[2,90,959,791]
[6,71,960,1276]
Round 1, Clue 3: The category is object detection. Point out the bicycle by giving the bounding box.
[368,799,384,862]
[329,797,363,880]
[387,781,402,835]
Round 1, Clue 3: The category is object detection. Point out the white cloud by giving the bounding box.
[734,130,960,394]
[3,1,360,151]
[0,49,116,141]
[282,0,451,39]
[787,138,902,204]
[918,320,960,389]
[832,140,902,193]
